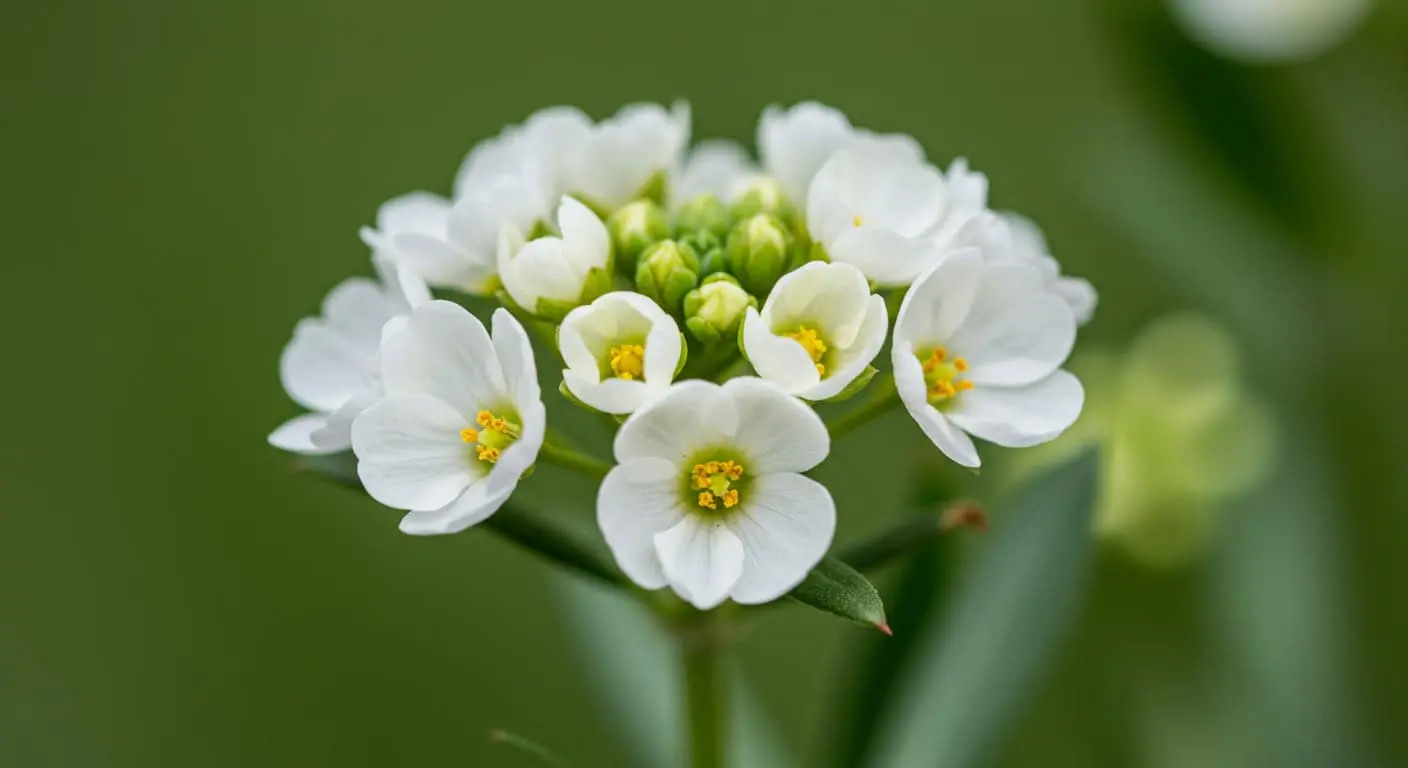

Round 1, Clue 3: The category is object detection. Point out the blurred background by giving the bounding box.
[3,0,1405,764]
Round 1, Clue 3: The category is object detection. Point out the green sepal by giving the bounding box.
[557,380,599,415]
[787,556,890,633]
[633,170,669,208]
[818,366,879,404]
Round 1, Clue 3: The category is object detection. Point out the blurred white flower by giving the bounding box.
[498,196,612,318]
[758,101,923,206]
[1170,0,1372,62]
[564,102,692,211]
[965,211,1098,325]
[741,262,887,401]
[559,292,685,415]
[893,251,1083,468]
[269,254,429,455]
[672,139,758,205]
[351,301,545,535]
[598,378,835,609]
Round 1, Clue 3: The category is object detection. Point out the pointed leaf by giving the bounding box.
[868,449,1099,767]
[787,556,889,634]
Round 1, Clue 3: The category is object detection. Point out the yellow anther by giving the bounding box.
[460,428,479,443]
[785,326,828,376]
[609,344,646,381]
[920,347,972,404]
[476,445,500,463]
[852,214,864,227]
[464,409,520,464]
[691,461,747,511]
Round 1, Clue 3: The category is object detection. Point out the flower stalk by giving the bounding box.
[826,374,899,439]
[680,610,732,768]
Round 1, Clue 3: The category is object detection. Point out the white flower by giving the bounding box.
[806,145,951,287]
[966,211,1098,325]
[455,106,593,209]
[351,301,545,535]
[598,378,835,609]
[741,262,887,401]
[559,292,685,414]
[892,250,1084,468]
[565,101,691,211]
[672,139,758,205]
[1170,0,1372,63]
[358,192,452,263]
[758,101,924,206]
[269,255,429,455]
[498,195,612,316]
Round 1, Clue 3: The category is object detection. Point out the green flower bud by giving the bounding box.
[726,214,793,297]
[683,274,756,346]
[674,194,734,240]
[635,240,700,315]
[731,178,792,221]
[607,200,669,272]
[679,230,728,278]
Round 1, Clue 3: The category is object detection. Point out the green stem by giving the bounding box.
[681,612,730,768]
[486,505,628,589]
[538,438,612,481]
[826,376,899,440]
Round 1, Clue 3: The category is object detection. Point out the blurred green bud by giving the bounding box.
[727,214,792,297]
[674,194,734,240]
[683,274,756,346]
[731,177,792,221]
[679,230,728,278]
[635,239,700,315]
[607,200,669,272]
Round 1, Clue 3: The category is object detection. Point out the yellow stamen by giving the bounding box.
[463,409,520,465]
[460,428,479,443]
[609,344,645,381]
[852,214,864,227]
[691,460,747,511]
[784,326,828,376]
[476,445,500,463]
[919,347,971,404]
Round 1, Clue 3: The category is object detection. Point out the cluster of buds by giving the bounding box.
[269,100,1097,610]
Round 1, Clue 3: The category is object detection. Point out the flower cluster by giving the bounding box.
[270,101,1094,609]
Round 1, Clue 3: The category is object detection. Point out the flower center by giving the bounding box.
[460,409,520,465]
[609,344,645,381]
[691,460,745,511]
[785,326,828,376]
[918,347,972,404]
[852,214,864,227]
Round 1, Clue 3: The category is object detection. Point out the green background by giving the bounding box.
[4,0,1406,765]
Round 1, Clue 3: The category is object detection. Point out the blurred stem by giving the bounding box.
[680,610,731,768]
[839,502,986,572]
[538,436,611,481]
[826,375,899,440]
[487,505,628,589]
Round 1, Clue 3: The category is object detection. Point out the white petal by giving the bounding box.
[742,308,822,395]
[947,263,1076,387]
[279,318,374,413]
[800,293,887,402]
[398,480,513,536]
[810,147,945,238]
[311,387,381,452]
[321,278,402,341]
[945,158,989,210]
[614,380,727,463]
[375,192,451,237]
[654,516,745,610]
[893,346,982,467]
[763,261,871,348]
[490,308,541,412]
[268,413,339,455]
[758,102,854,205]
[482,400,545,497]
[567,373,652,415]
[391,232,493,293]
[893,248,984,347]
[372,252,432,310]
[827,227,945,288]
[1053,276,1098,326]
[947,370,1085,448]
[674,139,757,203]
[351,394,475,510]
[642,313,683,387]
[597,458,687,589]
[725,473,836,604]
[724,377,830,474]
[556,195,611,275]
[380,300,507,416]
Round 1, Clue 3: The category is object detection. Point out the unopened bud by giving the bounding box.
[679,230,728,278]
[635,240,700,315]
[607,200,669,272]
[731,177,792,220]
[726,214,792,297]
[674,194,734,240]
[683,274,756,345]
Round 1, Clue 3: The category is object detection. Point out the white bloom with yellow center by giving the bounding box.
[741,262,887,401]
[564,101,691,211]
[498,195,611,316]
[758,101,924,206]
[805,145,952,288]
[268,254,429,455]
[559,292,685,414]
[455,106,593,209]
[1170,0,1372,63]
[598,378,835,609]
[893,251,1084,468]
[350,301,545,535]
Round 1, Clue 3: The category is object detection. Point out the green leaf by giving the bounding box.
[868,449,1099,767]
[819,366,878,404]
[787,557,889,634]
[554,575,792,768]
